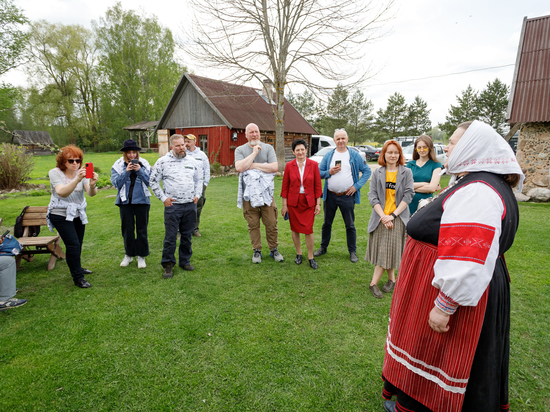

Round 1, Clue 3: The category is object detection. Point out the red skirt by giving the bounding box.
[288,194,315,234]
[382,237,489,412]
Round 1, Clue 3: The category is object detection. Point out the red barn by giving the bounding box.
[154,73,317,166]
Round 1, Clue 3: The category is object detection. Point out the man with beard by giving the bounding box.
[235,123,283,264]
[150,134,203,277]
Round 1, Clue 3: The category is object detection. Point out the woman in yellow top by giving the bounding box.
[365,140,414,299]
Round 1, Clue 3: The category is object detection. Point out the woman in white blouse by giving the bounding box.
[47,145,98,288]
[379,121,524,412]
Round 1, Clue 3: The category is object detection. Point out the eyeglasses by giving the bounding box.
[416,147,429,152]
[67,158,82,164]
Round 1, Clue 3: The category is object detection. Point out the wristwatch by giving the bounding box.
[390,212,397,219]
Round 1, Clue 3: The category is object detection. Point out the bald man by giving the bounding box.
[235,123,283,264]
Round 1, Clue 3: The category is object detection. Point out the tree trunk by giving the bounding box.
[275,78,286,172]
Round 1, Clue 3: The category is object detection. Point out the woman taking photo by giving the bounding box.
[111,139,152,269]
[47,145,98,288]
[380,121,523,412]
[365,140,414,299]
[406,135,442,214]
[281,138,322,269]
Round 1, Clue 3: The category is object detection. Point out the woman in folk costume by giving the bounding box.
[381,121,524,412]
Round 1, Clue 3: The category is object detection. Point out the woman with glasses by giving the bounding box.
[47,145,98,288]
[406,135,442,214]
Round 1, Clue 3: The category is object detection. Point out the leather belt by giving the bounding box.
[328,190,346,196]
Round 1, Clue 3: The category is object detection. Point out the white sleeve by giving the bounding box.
[432,182,504,307]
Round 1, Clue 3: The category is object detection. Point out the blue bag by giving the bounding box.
[0,235,22,256]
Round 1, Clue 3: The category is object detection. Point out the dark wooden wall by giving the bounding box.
[166,82,225,129]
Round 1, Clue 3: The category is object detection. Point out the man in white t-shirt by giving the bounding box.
[314,129,371,262]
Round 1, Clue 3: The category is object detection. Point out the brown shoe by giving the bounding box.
[162,263,174,279]
[382,280,396,293]
[369,284,383,299]
[192,230,201,237]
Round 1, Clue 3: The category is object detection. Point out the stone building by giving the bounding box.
[507,14,550,200]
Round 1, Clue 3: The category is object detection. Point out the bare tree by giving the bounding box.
[182,0,394,169]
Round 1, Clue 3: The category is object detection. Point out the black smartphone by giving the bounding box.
[1,229,9,239]
[131,159,138,164]
[335,160,341,167]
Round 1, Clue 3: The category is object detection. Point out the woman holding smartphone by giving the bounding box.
[111,139,152,269]
[47,145,98,288]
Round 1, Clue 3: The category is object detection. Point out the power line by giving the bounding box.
[369,64,515,86]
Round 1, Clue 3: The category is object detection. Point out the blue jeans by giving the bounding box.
[49,214,86,282]
[162,203,197,267]
[320,191,357,253]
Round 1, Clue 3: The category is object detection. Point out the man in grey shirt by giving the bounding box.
[235,123,283,264]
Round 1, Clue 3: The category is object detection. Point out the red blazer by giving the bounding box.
[281,159,322,207]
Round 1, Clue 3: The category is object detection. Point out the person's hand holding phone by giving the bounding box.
[329,160,342,175]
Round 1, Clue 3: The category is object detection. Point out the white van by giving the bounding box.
[310,135,335,155]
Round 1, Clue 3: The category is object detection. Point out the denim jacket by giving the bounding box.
[111,157,152,205]
[318,148,371,204]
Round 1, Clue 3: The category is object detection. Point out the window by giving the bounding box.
[199,135,208,154]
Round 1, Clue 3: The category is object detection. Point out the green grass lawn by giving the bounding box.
[0,154,549,411]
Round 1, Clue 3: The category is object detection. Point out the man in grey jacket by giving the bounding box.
[150,134,203,278]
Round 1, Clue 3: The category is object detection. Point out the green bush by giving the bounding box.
[0,143,35,190]
[95,176,111,188]
[211,161,221,174]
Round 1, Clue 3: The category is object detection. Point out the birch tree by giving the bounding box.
[184,0,394,169]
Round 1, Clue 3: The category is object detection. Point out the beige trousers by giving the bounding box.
[242,199,279,250]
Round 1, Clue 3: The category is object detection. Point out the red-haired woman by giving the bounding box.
[365,140,414,299]
[47,145,98,288]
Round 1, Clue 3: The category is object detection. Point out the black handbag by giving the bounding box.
[14,206,41,238]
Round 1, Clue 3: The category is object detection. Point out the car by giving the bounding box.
[355,145,380,161]
[310,135,336,155]
[309,146,367,164]
[402,144,447,164]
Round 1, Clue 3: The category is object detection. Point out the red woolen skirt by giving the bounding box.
[288,194,315,234]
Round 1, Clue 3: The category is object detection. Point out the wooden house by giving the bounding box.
[154,73,317,165]
[11,130,55,155]
[507,14,550,194]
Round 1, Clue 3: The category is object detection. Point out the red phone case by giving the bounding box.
[85,162,94,178]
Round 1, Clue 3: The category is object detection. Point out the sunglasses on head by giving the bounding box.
[67,158,82,164]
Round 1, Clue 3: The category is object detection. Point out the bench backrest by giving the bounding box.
[21,206,48,230]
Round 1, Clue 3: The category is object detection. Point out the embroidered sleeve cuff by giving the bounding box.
[435,292,459,315]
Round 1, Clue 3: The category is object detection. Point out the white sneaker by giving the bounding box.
[120,255,133,267]
[137,256,146,269]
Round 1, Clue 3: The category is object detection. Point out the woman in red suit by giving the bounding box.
[281,139,323,269]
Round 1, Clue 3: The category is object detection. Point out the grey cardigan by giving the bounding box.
[367,165,414,233]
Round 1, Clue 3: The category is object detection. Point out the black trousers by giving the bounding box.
[320,191,357,253]
[162,203,196,267]
[119,203,150,257]
[49,214,85,283]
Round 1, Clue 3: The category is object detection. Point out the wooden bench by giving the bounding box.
[15,206,65,271]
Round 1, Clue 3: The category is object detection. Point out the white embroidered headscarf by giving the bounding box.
[447,120,525,192]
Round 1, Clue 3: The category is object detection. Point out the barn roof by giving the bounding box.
[507,14,550,123]
[12,130,55,146]
[123,120,158,131]
[156,73,317,134]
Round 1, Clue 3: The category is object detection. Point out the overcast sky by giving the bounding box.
[5,0,550,126]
